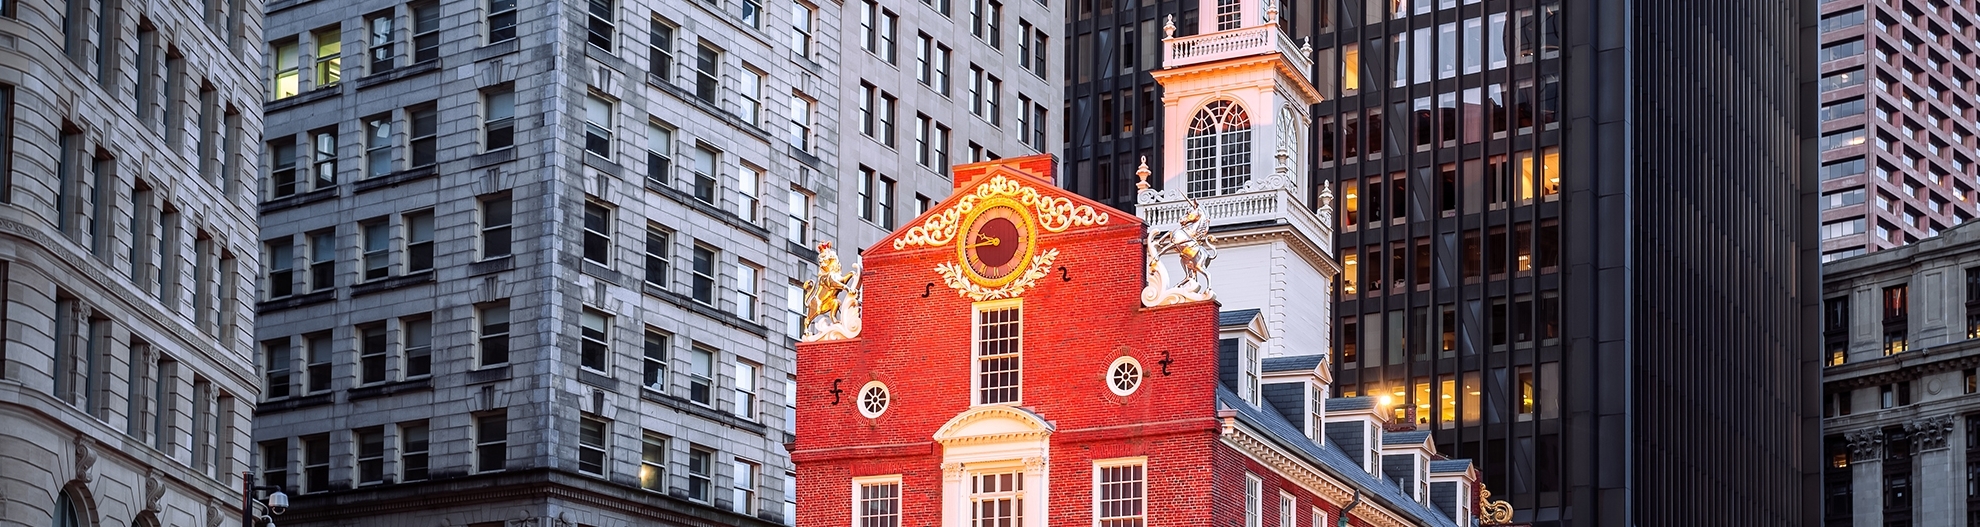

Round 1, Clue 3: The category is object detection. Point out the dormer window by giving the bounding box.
[1307,385,1324,440]
[1240,338,1261,405]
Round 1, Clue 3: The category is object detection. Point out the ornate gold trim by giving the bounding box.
[955,198,1038,289]
[935,249,1059,301]
[893,175,1110,250]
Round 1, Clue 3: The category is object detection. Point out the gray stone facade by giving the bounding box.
[1821,220,1980,527]
[249,0,1055,525]
[0,0,268,526]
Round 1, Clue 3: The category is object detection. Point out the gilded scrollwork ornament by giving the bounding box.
[1142,199,1218,307]
[1478,486,1515,525]
[801,242,863,342]
[934,250,1060,301]
[895,175,1109,250]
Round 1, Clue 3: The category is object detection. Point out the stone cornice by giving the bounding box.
[1213,227,1341,277]
[1218,417,1417,527]
[1150,54,1324,104]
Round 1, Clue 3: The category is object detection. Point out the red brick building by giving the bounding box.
[792,156,1491,527]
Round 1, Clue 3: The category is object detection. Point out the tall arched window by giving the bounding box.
[53,488,81,527]
[1185,100,1252,197]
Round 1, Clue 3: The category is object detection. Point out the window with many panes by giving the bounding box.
[974,300,1022,404]
[1095,460,1145,527]
[971,470,1023,526]
[856,476,902,527]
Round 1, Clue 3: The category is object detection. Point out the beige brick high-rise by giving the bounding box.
[0,0,267,526]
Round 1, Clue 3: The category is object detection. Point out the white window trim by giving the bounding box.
[1106,356,1142,396]
[1279,490,1296,527]
[1092,457,1148,527]
[851,474,903,527]
[857,380,890,418]
[1244,473,1262,527]
[970,298,1024,406]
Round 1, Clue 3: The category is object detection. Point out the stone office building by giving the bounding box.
[248,0,1054,525]
[1821,219,1980,527]
[0,0,268,526]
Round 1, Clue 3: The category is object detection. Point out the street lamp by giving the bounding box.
[240,470,289,527]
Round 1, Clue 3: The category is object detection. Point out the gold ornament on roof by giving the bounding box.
[892,174,1109,250]
[1142,198,1218,306]
[801,242,862,341]
[1478,485,1514,525]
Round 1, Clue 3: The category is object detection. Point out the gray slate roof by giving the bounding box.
[1326,397,1378,411]
[1382,430,1434,446]
[1428,460,1473,474]
[1218,309,1262,328]
[1216,387,1458,527]
[1262,354,1327,373]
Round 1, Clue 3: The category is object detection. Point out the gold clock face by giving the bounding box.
[958,200,1036,286]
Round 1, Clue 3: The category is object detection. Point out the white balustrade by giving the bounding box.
[1162,23,1312,80]
[1137,187,1333,257]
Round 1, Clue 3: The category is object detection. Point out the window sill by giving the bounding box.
[645,283,770,337]
[353,164,439,194]
[466,365,511,385]
[350,271,435,297]
[258,289,336,314]
[473,39,521,62]
[643,179,773,241]
[469,147,517,170]
[468,256,514,277]
[580,259,623,284]
[649,75,776,142]
[348,377,434,402]
[640,389,770,436]
[260,186,338,215]
[256,392,334,414]
[354,59,442,90]
[267,87,341,114]
[579,369,619,391]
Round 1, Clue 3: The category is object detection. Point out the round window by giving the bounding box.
[1107,356,1143,396]
[858,381,890,418]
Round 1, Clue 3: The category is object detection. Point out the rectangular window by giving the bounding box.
[478,302,511,366]
[640,432,667,491]
[859,83,876,137]
[358,323,388,384]
[410,2,439,61]
[481,195,513,258]
[934,124,950,172]
[879,92,897,146]
[583,202,611,264]
[310,128,337,189]
[485,86,516,151]
[401,422,429,481]
[1884,284,1908,321]
[694,43,719,103]
[304,332,331,393]
[405,210,433,272]
[788,94,813,151]
[1279,492,1295,527]
[268,138,299,198]
[489,0,518,42]
[791,3,814,57]
[302,434,330,492]
[649,122,675,184]
[272,40,300,99]
[878,177,896,229]
[402,316,431,377]
[975,301,1023,405]
[585,94,613,157]
[734,262,760,319]
[972,470,1023,526]
[856,476,902,527]
[733,166,760,221]
[578,417,608,475]
[580,309,609,371]
[732,458,759,514]
[933,44,951,95]
[645,226,670,287]
[916,114,932,166]
[688,446,714,502]
[259,440,289,489]
[262,339,292,399]
[364,113,394,177]
[734,360,758,419]
[368,11,397,72]
[691,145,719,203]
[1243,473,1262,527]
[690,346,715,405]
[786,190,811,245]
[643,329,669,391]
[691,245,716,304]
[475,411,508,472]
[587,0,615,50]
[650,19,675,82]
[1095,460,1146,527]
[266,239,295,299]
[356,426,385,485]
[361,219,390,280]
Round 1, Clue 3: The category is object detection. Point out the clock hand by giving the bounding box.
[967,235,1001,249]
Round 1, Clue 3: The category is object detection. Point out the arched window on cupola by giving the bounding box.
[1185,100,1252,197]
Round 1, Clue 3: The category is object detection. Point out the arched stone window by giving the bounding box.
[53,488,84,527]
[1185,100,1252,197]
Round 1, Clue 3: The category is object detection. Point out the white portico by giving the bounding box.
[1142,0,1336,358]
